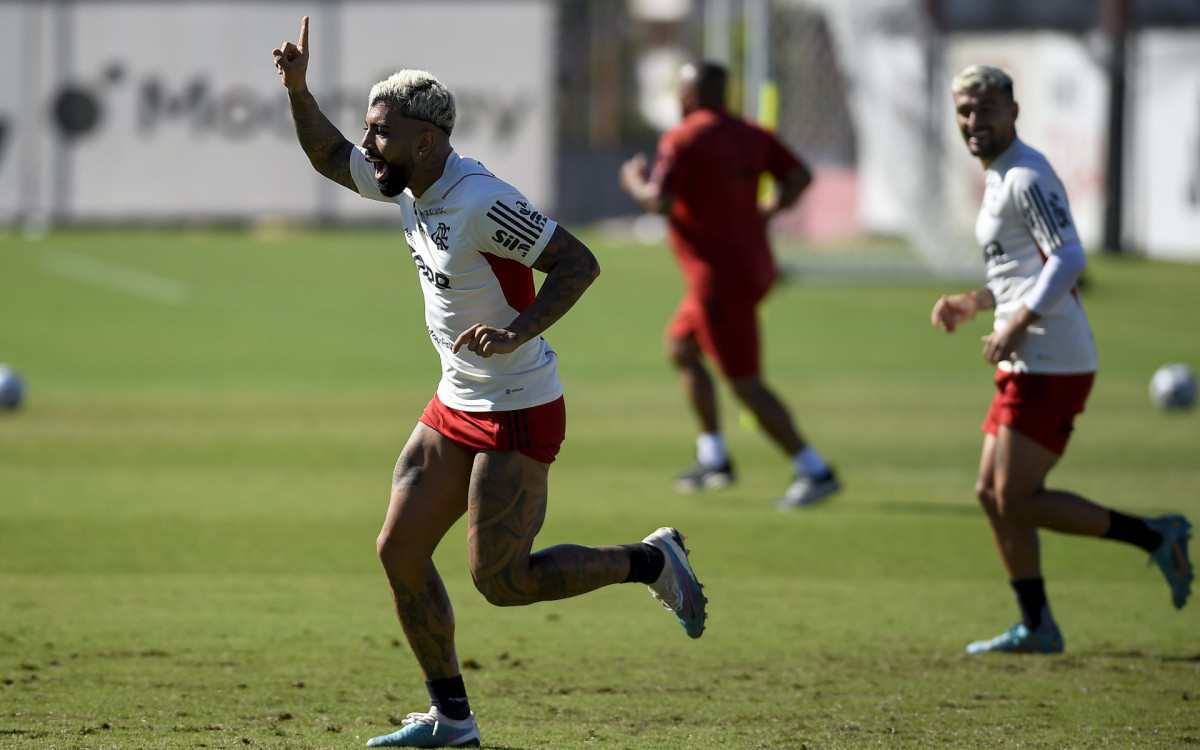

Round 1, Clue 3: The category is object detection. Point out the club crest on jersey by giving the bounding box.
[432,222,450,251]
[487,198,548,258]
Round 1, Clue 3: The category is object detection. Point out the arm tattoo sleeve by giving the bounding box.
[508,227,600,343]
[287,88,355,192]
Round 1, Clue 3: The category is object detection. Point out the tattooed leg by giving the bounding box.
[467,451,631,606]
[386,565,459,679]
[377,423,472,680]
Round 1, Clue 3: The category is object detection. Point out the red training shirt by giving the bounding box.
[648,106,804,297]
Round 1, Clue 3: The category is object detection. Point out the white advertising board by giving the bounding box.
[1128,30,1200,260]
[836,27,1112,271]
[0,1,555,224]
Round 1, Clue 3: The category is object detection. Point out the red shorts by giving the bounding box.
[419,394,566,464]
[668,289,767,379]
[981,370,1095,455]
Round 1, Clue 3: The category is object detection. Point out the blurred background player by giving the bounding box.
[619,60,840,509]
[931,64,1193,655]
[273,17,705,747]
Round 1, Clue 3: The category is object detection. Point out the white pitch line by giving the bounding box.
[42,249,191,305]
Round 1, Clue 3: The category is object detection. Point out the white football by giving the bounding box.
[0,364,24,411]
[1150,363,1197,410]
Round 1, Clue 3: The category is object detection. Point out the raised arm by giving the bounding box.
[272,16,356,192]
[452,226,601,358]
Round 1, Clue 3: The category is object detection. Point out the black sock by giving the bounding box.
[621,543,665,584]
[1010,578,1050,631]
[1103,510,1163,553]
[425,675,471,721]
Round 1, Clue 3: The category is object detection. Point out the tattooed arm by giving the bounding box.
[272,16,355,191]
[514,225,602,340]
[286,90,355,191]
[452,226,601,358]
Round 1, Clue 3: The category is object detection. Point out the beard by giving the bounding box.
[377,160,412,198]
[963,127,1015,163]
[966,137,1000,161]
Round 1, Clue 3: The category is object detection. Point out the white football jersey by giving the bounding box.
[350,147,563,411]
[976,139,1098,374]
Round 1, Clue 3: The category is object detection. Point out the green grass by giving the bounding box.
[1,227,1198,749]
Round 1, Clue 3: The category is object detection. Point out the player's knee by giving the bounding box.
[991,482,1034,524]
[375,531,399,567]
[730,375,765,402]
[974,480,995,508]
[975,480,1007,521]
[470,552,540,606]
[668,337,698,369]
[471,571,536,607]
[376,528,421,573]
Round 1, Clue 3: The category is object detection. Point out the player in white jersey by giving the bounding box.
[273,18,706,748]
[349,137,565,412]
[931,65,1191,655]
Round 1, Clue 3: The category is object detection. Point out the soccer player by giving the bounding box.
[932,64,1192,654]
[619,61,840,509]
[273,18,706,747]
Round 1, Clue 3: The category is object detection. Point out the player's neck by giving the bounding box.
[978,135,1017,170]
[409,149,452,198]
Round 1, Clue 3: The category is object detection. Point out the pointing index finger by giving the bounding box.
[299,16,309,50]
[451,327,472,354]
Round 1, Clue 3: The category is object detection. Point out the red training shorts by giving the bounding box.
[668,290,766,379]
[419,394,566,464]
[981,369,1095,455]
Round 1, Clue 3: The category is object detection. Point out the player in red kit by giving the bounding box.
[621,60,839,508]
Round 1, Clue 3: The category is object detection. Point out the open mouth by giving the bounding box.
[366,153,389,182]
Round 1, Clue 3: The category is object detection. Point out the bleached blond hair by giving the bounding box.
[951,64,1014,99]
[368,69,456,135]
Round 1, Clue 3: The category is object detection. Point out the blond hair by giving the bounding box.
[368,69,456,135]
[951,64,1014,98]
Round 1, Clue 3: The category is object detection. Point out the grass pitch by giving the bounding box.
[1,227,1198,749]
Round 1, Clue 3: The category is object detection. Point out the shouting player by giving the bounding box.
[273,17,706,747]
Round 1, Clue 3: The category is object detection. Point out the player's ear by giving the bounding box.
[417,128,437,157]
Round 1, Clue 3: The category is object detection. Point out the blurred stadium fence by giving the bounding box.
[594,0,1200,274]
[2,0,1199,273]
[0,1,557,229]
